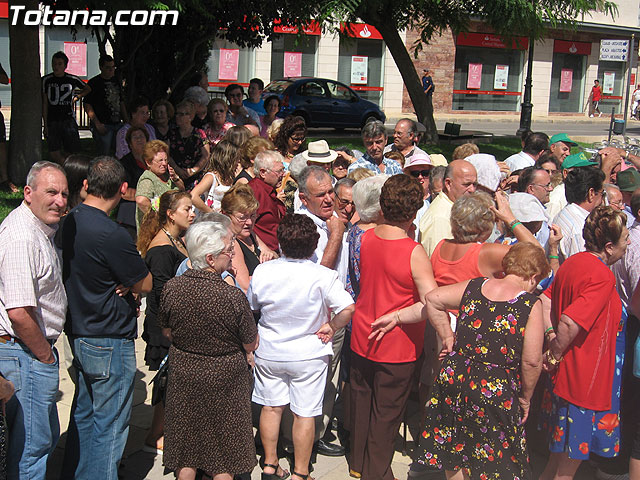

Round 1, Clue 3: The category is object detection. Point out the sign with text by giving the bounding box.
[600,39,629,62]
[494,65,509,90]
[467,63,483,89]
[559,69,573,93]
[456,33,528,50]
[351,56,368,84]
[603,71,616,94]
[284,52,302,77]
[64,42,86,76]
[218,49,239,80]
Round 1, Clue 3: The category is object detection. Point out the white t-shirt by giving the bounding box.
[247,257,354,361]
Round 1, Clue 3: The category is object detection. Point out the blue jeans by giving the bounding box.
[0,340,59,480]
[90,123,120,156]
[61,337,136,480]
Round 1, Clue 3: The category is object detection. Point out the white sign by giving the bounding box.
[600,39,629,62]
[603,71,615,94]
[494,65,509,90]
[351,56,368,84]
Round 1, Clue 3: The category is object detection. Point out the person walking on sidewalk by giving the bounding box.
[590,79,603,117]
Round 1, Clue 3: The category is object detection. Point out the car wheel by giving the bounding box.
[362,114,379,127]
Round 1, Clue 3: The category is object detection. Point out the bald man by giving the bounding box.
[419,159,477,255]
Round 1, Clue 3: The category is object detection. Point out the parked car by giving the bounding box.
[263,77,386,129]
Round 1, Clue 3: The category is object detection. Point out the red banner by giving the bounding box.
[467,63,483,89]
[554,40,591,55]
[453,90,522,96]
[340,23,383,40]
[456,32,528,50]
[273,20,321,36]
[350,86,384,91]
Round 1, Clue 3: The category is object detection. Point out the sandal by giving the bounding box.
[349,469,361,478]
[261,463,290,480]
[291,472,314,480]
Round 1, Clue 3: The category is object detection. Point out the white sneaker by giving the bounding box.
[599,113,603,117]
[590,114,594,117]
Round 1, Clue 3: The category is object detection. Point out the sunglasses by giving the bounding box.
[409,170,430,178]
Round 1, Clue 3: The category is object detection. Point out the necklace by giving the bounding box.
[162,228,187,252]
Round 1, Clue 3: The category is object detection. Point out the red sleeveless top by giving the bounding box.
[430,239,483,287]
[351,229,423,363]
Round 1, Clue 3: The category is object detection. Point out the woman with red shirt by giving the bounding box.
[540,206,629,480]
[348,174,437,480]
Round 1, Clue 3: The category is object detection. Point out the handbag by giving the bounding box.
[151,354,169,406]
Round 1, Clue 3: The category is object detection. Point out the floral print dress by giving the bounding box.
[416,277,539,480]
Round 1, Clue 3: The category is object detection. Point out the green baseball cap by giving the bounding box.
[550,133,578,147]
[617,169,640,192]
[561,152,597,169]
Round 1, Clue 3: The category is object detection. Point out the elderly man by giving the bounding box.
[334,177,356,225]
[504,131,549,171]
[553,166,606,262]
[225,83,260,127]
[0,161,67,479]
[517,166,553,246]
[548,133,578,165]
[618,169,640,224]
[383,118,427,164]
[249,150,287,251]
[419,159,477,255]
[60,157,152,479]
[348,120,403,175]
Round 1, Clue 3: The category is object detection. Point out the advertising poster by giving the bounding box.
[494,65,509,90]
[467,63,483,89]
[284,52,302,77]
[218,49,239,80]
[559,69,573,93]
[603,71,615,94]
[64,42,87,77]
[351,56,368,84]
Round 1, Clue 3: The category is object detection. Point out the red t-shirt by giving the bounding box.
[248,177,285,251]
[351,229,424,363]
[592,85,603,101]
[543,252,621,411]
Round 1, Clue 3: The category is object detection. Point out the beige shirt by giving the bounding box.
[419,192,454,256]
[0,202,67,340]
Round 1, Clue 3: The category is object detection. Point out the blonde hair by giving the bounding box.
[347,167,375,182]
[221,183,259,215]
[450,192,495,243]
[452,143,480,161]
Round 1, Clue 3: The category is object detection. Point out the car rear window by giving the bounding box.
[264,80,293,94]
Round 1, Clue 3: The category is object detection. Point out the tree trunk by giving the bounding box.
[373,22,439,144]
[8,0,42,184]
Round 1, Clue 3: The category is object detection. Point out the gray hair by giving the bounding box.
[298,165,331,196]
[361,119,387,140]
[352,174,388,223]
[429,165,446,185]
[253,150,284,176]
[335,177,356,197]
[288,154,308,182]
[184,86,209,106]
[398,118,417,136]
[450,192,495,243]
[26,161,66,188]
[193,211,231,228]
[185,221,231,271]
[604,183,621,194]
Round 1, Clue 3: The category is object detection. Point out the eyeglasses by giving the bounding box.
[609,199,625,208]
[267,167,285,177]
[532,182,552,190]
[336,196,355,208]
[219,236,236,256]
[409,170,431,178]
[232,212,257,223]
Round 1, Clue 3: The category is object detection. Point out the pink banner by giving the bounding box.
[284,52,302,77]
[218,49,239,81]
[467,63,483,89]
[559,69,573,93]
[64,42,86,77]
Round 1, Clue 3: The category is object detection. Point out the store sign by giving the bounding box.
[494,65,509,90]
[351,56,368,84]
[603,71,616,94]
[218,49,239,81]
[560,69,573,92]
[600,39,629,62]
[341,23,383,40]
[284,52,302,77]
[554,40,591,56]
[273,20,321,36]
[64,42,86,76]
[456,32,528,50]
[467,63,483,89]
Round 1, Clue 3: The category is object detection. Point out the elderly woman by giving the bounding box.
[248,214,355,480]
[220,184,278,292]
[167,100,210,188]
[158,220,258,480]
[203,98,234,146]
[349,174,438,480]
[137,190,195,453]
[260,95,281,139]
[540,206,629,480]
[273,115,307,166]
[235,136,274,185]
[384,242,548,479]
[151,99,175,142]
[184,86,210,129]
[117,126,150,238]
[116,97,157,159]
[135,140,184,230]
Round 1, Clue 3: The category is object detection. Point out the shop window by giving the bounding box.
[597,61,626,115]
[270,34,317,79]
[206,39,254,86]
[549,53,586,113]
[337,37,384,105]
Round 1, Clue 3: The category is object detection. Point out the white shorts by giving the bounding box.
[252,355,329,417]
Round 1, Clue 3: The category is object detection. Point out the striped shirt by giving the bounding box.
[553,202,590,263]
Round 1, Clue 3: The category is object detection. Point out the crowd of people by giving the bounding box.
[2,53,640,480]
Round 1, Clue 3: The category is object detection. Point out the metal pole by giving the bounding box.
[622,34,634,137]
[516,37,535,136]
